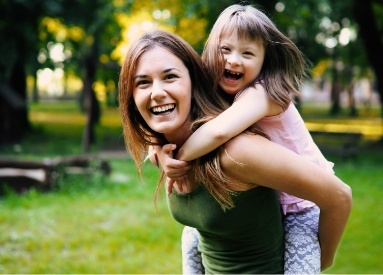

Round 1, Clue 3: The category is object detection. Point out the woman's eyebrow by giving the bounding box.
[133,74,147,81]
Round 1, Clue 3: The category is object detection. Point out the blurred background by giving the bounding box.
[0,0,382,273]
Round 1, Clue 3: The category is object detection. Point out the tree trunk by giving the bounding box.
[0,54,31,145]
[330,64,342,115]
[347,82,358,117]
[81,42,100,153]
[353,0,383,118]
[32,73,39,103]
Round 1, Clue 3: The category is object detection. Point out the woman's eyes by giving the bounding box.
[135,74,178,87]
[136,80,150,87]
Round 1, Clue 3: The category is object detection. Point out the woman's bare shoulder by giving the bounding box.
[224,133,270,152]
[220,133,272,169]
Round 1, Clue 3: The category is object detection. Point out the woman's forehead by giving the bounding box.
[136,46,184,72]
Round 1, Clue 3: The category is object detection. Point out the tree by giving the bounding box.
[0,0,121,150]
[353,0,383,118]
[2,0,383,147]
[0,0,62,144]
[57,0,121,152]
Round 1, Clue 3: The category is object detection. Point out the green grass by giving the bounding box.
[323,151,383,274]
[0,160,184,273]
[0,101,383,273]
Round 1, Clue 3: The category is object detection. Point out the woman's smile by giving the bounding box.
[133,46,192,141]
[150,103,176,115]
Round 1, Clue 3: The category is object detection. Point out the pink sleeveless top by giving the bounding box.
[256,102,334,214]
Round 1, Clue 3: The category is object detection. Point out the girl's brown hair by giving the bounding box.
[202,4,308,110]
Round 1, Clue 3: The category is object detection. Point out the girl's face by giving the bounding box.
[219,31,265,95]
[133,46,193,143]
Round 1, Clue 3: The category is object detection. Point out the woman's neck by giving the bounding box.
[164,122,192,149]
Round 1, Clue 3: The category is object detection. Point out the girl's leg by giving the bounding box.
[283,205,321,275]
[181,226,204,274]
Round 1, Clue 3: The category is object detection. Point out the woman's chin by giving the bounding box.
[150,122,178,136]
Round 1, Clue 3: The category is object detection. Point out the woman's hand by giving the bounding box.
[154,144,191,195]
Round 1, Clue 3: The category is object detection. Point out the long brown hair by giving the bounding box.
[119,30,243,209]
[202,4,309,110]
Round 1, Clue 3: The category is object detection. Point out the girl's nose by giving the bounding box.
[227,53,242,66]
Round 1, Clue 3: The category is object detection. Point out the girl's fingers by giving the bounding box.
[166,177,175,195]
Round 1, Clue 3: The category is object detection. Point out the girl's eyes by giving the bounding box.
[220,46,230,53]
[243,51,254,56]
[220,47,255,56]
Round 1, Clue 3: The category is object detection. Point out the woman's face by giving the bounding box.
[133,46,193,142]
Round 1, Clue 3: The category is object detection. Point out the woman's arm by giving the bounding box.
[221,133,352,270]
[176,85,280,161]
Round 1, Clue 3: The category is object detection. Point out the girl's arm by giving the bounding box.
[221,133,352,271]
[176,84,281,161]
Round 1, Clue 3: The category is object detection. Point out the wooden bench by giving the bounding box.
[309,131,363,159]
[0,156,111,194]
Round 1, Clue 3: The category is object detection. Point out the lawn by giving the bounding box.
[0,159,183,273]
[0,101,382,273]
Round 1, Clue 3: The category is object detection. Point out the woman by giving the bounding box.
[118,30,352,274]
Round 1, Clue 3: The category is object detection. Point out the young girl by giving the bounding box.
[154,4,336,274]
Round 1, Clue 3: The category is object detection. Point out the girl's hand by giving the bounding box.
[154,144,191,194]
[147,145,159,166]
[166,177,189,196]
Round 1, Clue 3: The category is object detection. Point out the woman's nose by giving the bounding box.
[151,81,167,100]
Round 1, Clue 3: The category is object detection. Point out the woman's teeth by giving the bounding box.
[151,104,175,114]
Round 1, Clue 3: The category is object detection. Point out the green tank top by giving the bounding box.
[168,184,284,274]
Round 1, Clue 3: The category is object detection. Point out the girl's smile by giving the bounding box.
[219,31,265,95]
